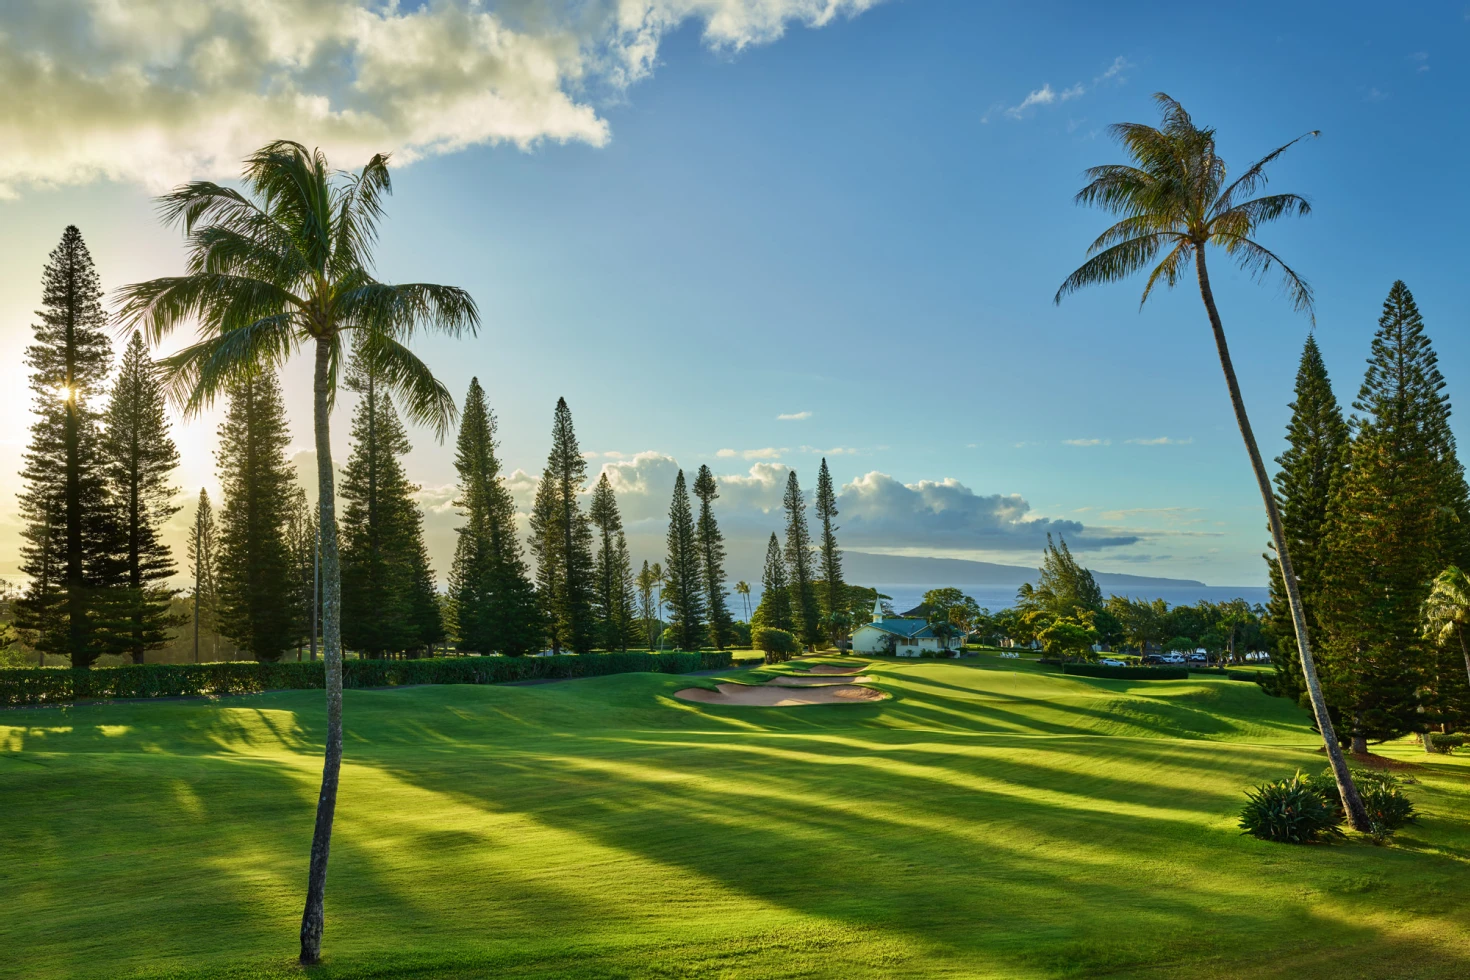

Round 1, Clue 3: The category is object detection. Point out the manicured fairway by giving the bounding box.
[4,656,1470,979]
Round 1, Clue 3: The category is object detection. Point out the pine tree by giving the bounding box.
[637,560,660,650]
[783,471,823,648]
[753,532,794,632]
[1020,535,1102,618]
[15,226,124,668]
[1264,336,1351,702]
[216,370,299,662]
[814,458,844,618]
[663,470,707,650]
[449,379,541,655]
[1319,282,1450,750]
[528,398,597,653]
[187,489,220,662]
[691,465,735,650]
[339,358,441,657]
[286,486,318,659]
[613,531,639,650]
[589,474,639,650]
[102,331,182,663]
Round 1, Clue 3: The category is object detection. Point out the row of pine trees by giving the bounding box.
[1266,281,1470,751]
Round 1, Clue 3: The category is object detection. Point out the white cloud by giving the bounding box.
[717,446,786,460]
[1062,438,1110,447]
[0,0,886,195]
[777,411,812,421]
[998,54,1131,121]
[1125,436,1193,446]
[1004,84,1059,119]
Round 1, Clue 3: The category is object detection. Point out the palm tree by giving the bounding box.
[115,141,478,962]
[1054,94,1369,831]
[1423,566,1470,685]
[734,580,751,621]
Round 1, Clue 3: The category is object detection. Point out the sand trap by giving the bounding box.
[675,682,888,707]
[808,663,868,675]
[765,674,875,687]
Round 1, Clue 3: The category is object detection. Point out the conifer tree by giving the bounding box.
[1264,336,1350,701]
[783,471,823,648]
[187,489,219,662]
[339,358,441,657]
[814,458,844,617]
[286,486,318,659]
[590,473,639,650]
[637,560,660,650]
[614,531,639,650]
[692,465,735,650]
[449,379,541,654]
[1319,282,1449,751]
[102,331,182,663]
[216,371,299,661]
[663,470,707,649]
[15,226,124,667]
[529,398,597,652]
[753,532,794,631]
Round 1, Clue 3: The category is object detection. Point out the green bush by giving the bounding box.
[752,627,799,664]
[1239,773,1345,844]
[1430,732,1467,753]
[1062,664,1189,680]
[0,650,733,707]
[1302,768,1416,841]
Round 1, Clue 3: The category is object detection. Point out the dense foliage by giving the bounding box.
[529,398,597,653]
[1239,774,1345,844]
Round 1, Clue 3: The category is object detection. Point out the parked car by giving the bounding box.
[1187,652,1208,663]
[1098,658,1127,667]
[1161,653,1186,664]
[1141,655,1165,665]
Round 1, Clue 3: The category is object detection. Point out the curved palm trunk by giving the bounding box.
[1195,252,1371,832]
[300,338,344,963]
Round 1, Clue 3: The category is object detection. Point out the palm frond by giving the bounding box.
[1054,234,1166,304]
[332,153,392,279]
[336,281,480,340]
[352,331,457,440]
[1214,234,1315,320]
[1212,194,1312,240]
[244,141,335,274]
[156,314,297,416]
[1213,132,1319,214]
[1138,240,1194,307]
[114,274,304,346]
[1088,216,1181,253]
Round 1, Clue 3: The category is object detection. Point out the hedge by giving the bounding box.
[0,650,732,707]
[1062,664,1190,681]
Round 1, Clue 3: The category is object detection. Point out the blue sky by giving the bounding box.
[0,0,1466,588]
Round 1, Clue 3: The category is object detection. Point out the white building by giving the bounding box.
[850,598,950,657]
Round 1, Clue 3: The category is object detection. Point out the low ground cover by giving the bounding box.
[3,655,1469,979]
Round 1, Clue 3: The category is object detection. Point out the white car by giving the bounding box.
[1161,653,1186,664]
[1098,658,1127,667]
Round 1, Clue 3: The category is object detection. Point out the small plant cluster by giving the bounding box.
[1428,733,1466,754]
[752,627,799,664]
[1240,767,1417,844]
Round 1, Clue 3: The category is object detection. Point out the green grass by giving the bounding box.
[4,652,1470,979]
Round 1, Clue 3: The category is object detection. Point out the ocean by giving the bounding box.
[869,584,1271,615]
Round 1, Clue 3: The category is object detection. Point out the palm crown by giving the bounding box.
[1423,566,1470,647]
[115,140,478,434]
[1055,93,1317,317]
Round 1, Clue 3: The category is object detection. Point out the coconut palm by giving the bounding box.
[1423,566,1470,685]
[114,140,478,962]
[1054,94,1369,831]
[734,580,752,620]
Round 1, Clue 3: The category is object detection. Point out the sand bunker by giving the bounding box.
[675,682,888,707]
[808,663,868,675]
[765,674,875,687]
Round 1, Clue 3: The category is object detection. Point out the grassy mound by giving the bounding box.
[4,654,1470,979]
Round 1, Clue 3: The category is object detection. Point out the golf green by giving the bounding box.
[3,655,1469,979]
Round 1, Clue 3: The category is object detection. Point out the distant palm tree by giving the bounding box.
[734,580,751,621]
[115,140,478,963]
[1054,94,1369,831]
[1423,566,1470,686]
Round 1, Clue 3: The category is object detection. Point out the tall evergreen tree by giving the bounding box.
[783,471,823,648]
[187,489,219,663]
[15,226,124,667]
[636,560,660,650]
[215,371,299,662]
[815,458,844,617]
[691,465,735,650]
[1264,336,1350,701]
[1319,282,1449,751]
[753,532,794,631]
[663,470,707,650]
[102,331,182,663]
[339,358,441,657]
[286,486,318,659]
[528,398,597,652]
[449,379,541,655]
[590,473,639,650]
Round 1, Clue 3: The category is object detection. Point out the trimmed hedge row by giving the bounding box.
[0,650,732,707]
[1189,667,1264,682]
[1063,664,1190,680]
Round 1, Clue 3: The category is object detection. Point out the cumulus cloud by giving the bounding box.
[0,0,885,194]
[777,411,812,420]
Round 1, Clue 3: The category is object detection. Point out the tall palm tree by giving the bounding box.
[1423,566,1470,685]
[734,580,751,621]
[115,141,478,962]
[1054,94,1369,831]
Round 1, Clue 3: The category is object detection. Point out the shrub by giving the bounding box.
[1430,732,1466,753]
[1062,664,1189,680]
[1239,773,1344,844]
[1303,768,1416,841]
[0,650,733,707]
[752,627,799,665]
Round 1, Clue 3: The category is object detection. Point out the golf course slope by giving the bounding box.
[4,654,1470,979]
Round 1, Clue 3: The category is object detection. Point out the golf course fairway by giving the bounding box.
[3,654,1469,979]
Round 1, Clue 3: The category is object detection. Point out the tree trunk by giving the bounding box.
[301,338,343,964]
[1459,626,1470,690]
[1195,251,1371,832]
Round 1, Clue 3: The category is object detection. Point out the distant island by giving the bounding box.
[841,551,1211,591]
